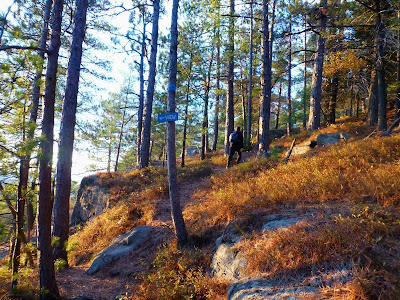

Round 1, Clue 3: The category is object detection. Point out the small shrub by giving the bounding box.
[133,243,227,299]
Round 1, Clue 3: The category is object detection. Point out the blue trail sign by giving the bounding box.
[158,112,178,123]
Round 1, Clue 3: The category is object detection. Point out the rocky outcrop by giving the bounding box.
[317,132,349,147]
[186,146,200,157]
[212,215,355,299]
[210,242,248,283]
[211,217,303,284]
[70,174,109,226]
[87,225,152,275]
[262,216,300,233]
[228,280,318,300]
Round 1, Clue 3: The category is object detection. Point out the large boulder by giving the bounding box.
[70,175,109,226]
[262,217,300,233]
[87,225,152,275]
[228,280,318,300]
[210,242,248,283]
[317,132,349,147]
[186,146,200,157]
[227,268,353,299]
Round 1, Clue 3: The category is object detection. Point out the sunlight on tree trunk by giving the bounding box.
[38,0,63,297]
[167,0,188,247]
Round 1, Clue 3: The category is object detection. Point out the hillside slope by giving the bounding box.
[2,118,399,299]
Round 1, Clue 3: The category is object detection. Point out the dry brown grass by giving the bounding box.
[0,263,38,298]
[131,242,227,300]
[186,134,400,230]
[68,162,213,266]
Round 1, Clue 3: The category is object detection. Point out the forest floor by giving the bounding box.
[56,153,254,299]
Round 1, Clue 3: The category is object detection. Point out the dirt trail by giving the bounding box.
[57,165,222,299]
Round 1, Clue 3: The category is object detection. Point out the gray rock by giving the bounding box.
[70,175,109,226]
[87,225,152,275]
[317,132,349,147]
[186,146,200,157]
[290,145,312,157]
[262,218,300,233]
[228,280,318,300]
[211,243,248,283]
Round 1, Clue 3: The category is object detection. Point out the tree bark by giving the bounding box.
[38,0,63,297]
[53,0,88,264]
[137,11,146,165]
[28,0,53,240]
[11,0,53,288]
[396,10,400,120]
[275,81,282,129]
[259,0,271,154]
[212,9,221,152]
[307,0,327,130]
[287,18,292,136]
[376,0,387,131]
[224,0,235,155]
[201,55,213,160]
[167,0,188,248]
[302,14,308,129]
[140,0,160,168]
[367,68,378,126]
[246,0,253,148]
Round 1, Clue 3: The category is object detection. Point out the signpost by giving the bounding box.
[158,112,178,123]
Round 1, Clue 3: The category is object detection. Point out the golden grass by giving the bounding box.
[131,242,227,300]
[68,162,213,266]
[186,135,400,229]
[241,205,400,276]
[0,263,38,298]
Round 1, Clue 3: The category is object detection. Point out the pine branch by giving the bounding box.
[0,45,50,53]
[0,144,20,158]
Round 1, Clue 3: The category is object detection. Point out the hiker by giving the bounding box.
[227,126,244,168]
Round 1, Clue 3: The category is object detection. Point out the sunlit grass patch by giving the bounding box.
[186,135,400,228]
[0,262,38,298]
[235,205,400,298]
[132,243,227,300]
[69,161,215,266]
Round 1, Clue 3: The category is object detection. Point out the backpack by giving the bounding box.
[229,131,240,144]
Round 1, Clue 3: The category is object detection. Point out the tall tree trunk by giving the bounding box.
[137,11,146,165]
[269,0,277,63]
[201,55,213,160]
[140,0,160,168]
[259,0,272,154]
[181,53,193,168]
[27,0,53,240]
[11,0,53,288]
[38,0,63,297]
[275,81,282,129]
[396,10,400,120]
[302,14,308,129]
[53,0,88,265]
[367,68,379,126]
[12,153,29,288]
[212,8,221,152]
[224,0,235,155]
[376,0,387,131]
[329,75,339,124]
[246,0,254,148]
[287,18,292,136]
[167,0,188,248]
[107,140,111,172]
[307,0,327,130]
